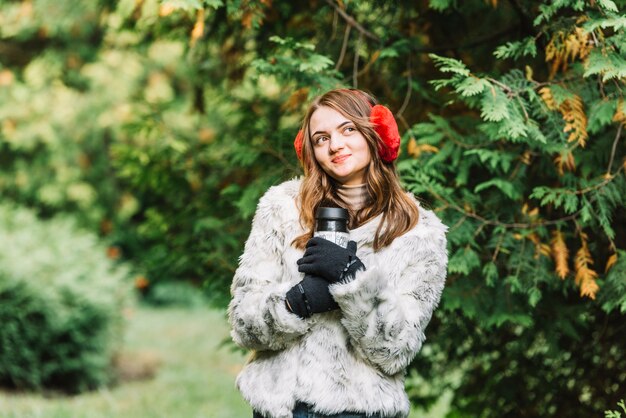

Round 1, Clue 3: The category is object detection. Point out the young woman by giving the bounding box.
[228,89,448,418]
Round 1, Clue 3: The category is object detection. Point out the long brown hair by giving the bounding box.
[292,89,419,251]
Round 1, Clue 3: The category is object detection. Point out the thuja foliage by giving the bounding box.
[401,3,626,416]
[1,0,625,415]
[0,205,130,392]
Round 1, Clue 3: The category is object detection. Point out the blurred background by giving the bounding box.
[0,0,625,417]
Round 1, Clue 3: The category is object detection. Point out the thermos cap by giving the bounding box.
[315,207,349,221]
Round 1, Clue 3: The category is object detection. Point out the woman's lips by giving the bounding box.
[332,154,351,164]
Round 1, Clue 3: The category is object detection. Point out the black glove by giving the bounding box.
[285,275,339,318]
[296,237,365,284]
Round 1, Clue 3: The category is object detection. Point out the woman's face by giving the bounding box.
[309,106,371,186]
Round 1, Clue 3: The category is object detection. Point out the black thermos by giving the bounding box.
[314,207,349,248]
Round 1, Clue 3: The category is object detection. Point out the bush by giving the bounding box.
[0,204,131,393]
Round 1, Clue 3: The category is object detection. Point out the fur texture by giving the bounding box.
[370,105,400,162]
[228,178,448,418]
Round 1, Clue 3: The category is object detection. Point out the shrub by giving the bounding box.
[0,204,131,393]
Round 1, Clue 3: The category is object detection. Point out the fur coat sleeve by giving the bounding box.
[228,185,311,352]
[329,207,448,375]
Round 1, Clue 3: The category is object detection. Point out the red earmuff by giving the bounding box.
[293,93,400,163]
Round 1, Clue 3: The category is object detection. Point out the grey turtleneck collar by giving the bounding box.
[336,183,370,211]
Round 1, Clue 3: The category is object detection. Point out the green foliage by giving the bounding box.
[1,0,625,415]
[494,37,538,60]
[0,205,130,392]
[605,400,626,418]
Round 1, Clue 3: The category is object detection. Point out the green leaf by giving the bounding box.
[448,247,481,275]
[380,47,399,58]
[530,186,549,200]
[528,287,542,307]
[483,262,498,287]
[204,0,224,8]
[455,77,490,97]
[486,312,534,328]
[600,250,626,314]
[596,0,619,12]
[587,99,618,134]
[494,38,537,60]
[584,48,626,81]
[429,0,455,11]
[298,54,334,73]
[480,88,509,122]
[496,100,529,139]
[162,0,203,11]
[474,178,521,200]
[580,197,593,222]
[429,54,470,76]
[563,193,579,214]
[525,120,548,143]
[584,15,626,31]
[464,149,514,173]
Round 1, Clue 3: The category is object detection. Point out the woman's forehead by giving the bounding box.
[309,106,351,132]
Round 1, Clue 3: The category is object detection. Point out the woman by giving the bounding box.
[228,89,448,418]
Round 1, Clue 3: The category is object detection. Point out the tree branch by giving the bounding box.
[409,26,520,54]
[606,123,623,176]
[561,164,624,196]
[324,0,380,42]
[330,8,339,41]
[429,189,581,229]
[396,55,412,118]
[353,33,363,88]
[335,24,351,70]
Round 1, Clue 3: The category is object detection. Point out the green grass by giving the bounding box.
[0,305,445,418]
[0,306,250,418]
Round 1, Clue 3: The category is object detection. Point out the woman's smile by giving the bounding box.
[331,154,351,164]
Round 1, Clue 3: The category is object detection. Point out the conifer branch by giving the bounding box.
[353,33,363,88]
[607,123,623,176]
[492,232,505,262]
[356,50,381,77]
[486,77,513,94]
[335,24,351,70]
[331,8,339,41]
[516,95,530,120]
[324,0,380,42]
[429,190,580,229]
[565,166,624,195]
[450,215,468,232]
[396,55,412,118]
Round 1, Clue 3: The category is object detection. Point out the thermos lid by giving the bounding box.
[315,207,349,221]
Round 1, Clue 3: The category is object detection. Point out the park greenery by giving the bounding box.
[0,204,130,392]
[0,0,625,416]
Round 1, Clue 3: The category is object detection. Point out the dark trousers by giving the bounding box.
[253,401,383,418]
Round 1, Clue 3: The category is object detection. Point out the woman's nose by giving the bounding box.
[328,133,345,153]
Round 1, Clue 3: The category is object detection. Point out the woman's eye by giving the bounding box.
[314,136,328,145]
[344,126,356,133]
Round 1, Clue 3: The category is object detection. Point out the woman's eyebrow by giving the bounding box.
[311,121,351,137]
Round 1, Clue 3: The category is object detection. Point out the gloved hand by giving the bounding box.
[296,237,365,284]
[285,275,339,319]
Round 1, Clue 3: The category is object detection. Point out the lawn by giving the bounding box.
[0,306,250,418]
[0,305,442,418]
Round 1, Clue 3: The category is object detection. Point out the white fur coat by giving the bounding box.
[228,179,448,418]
